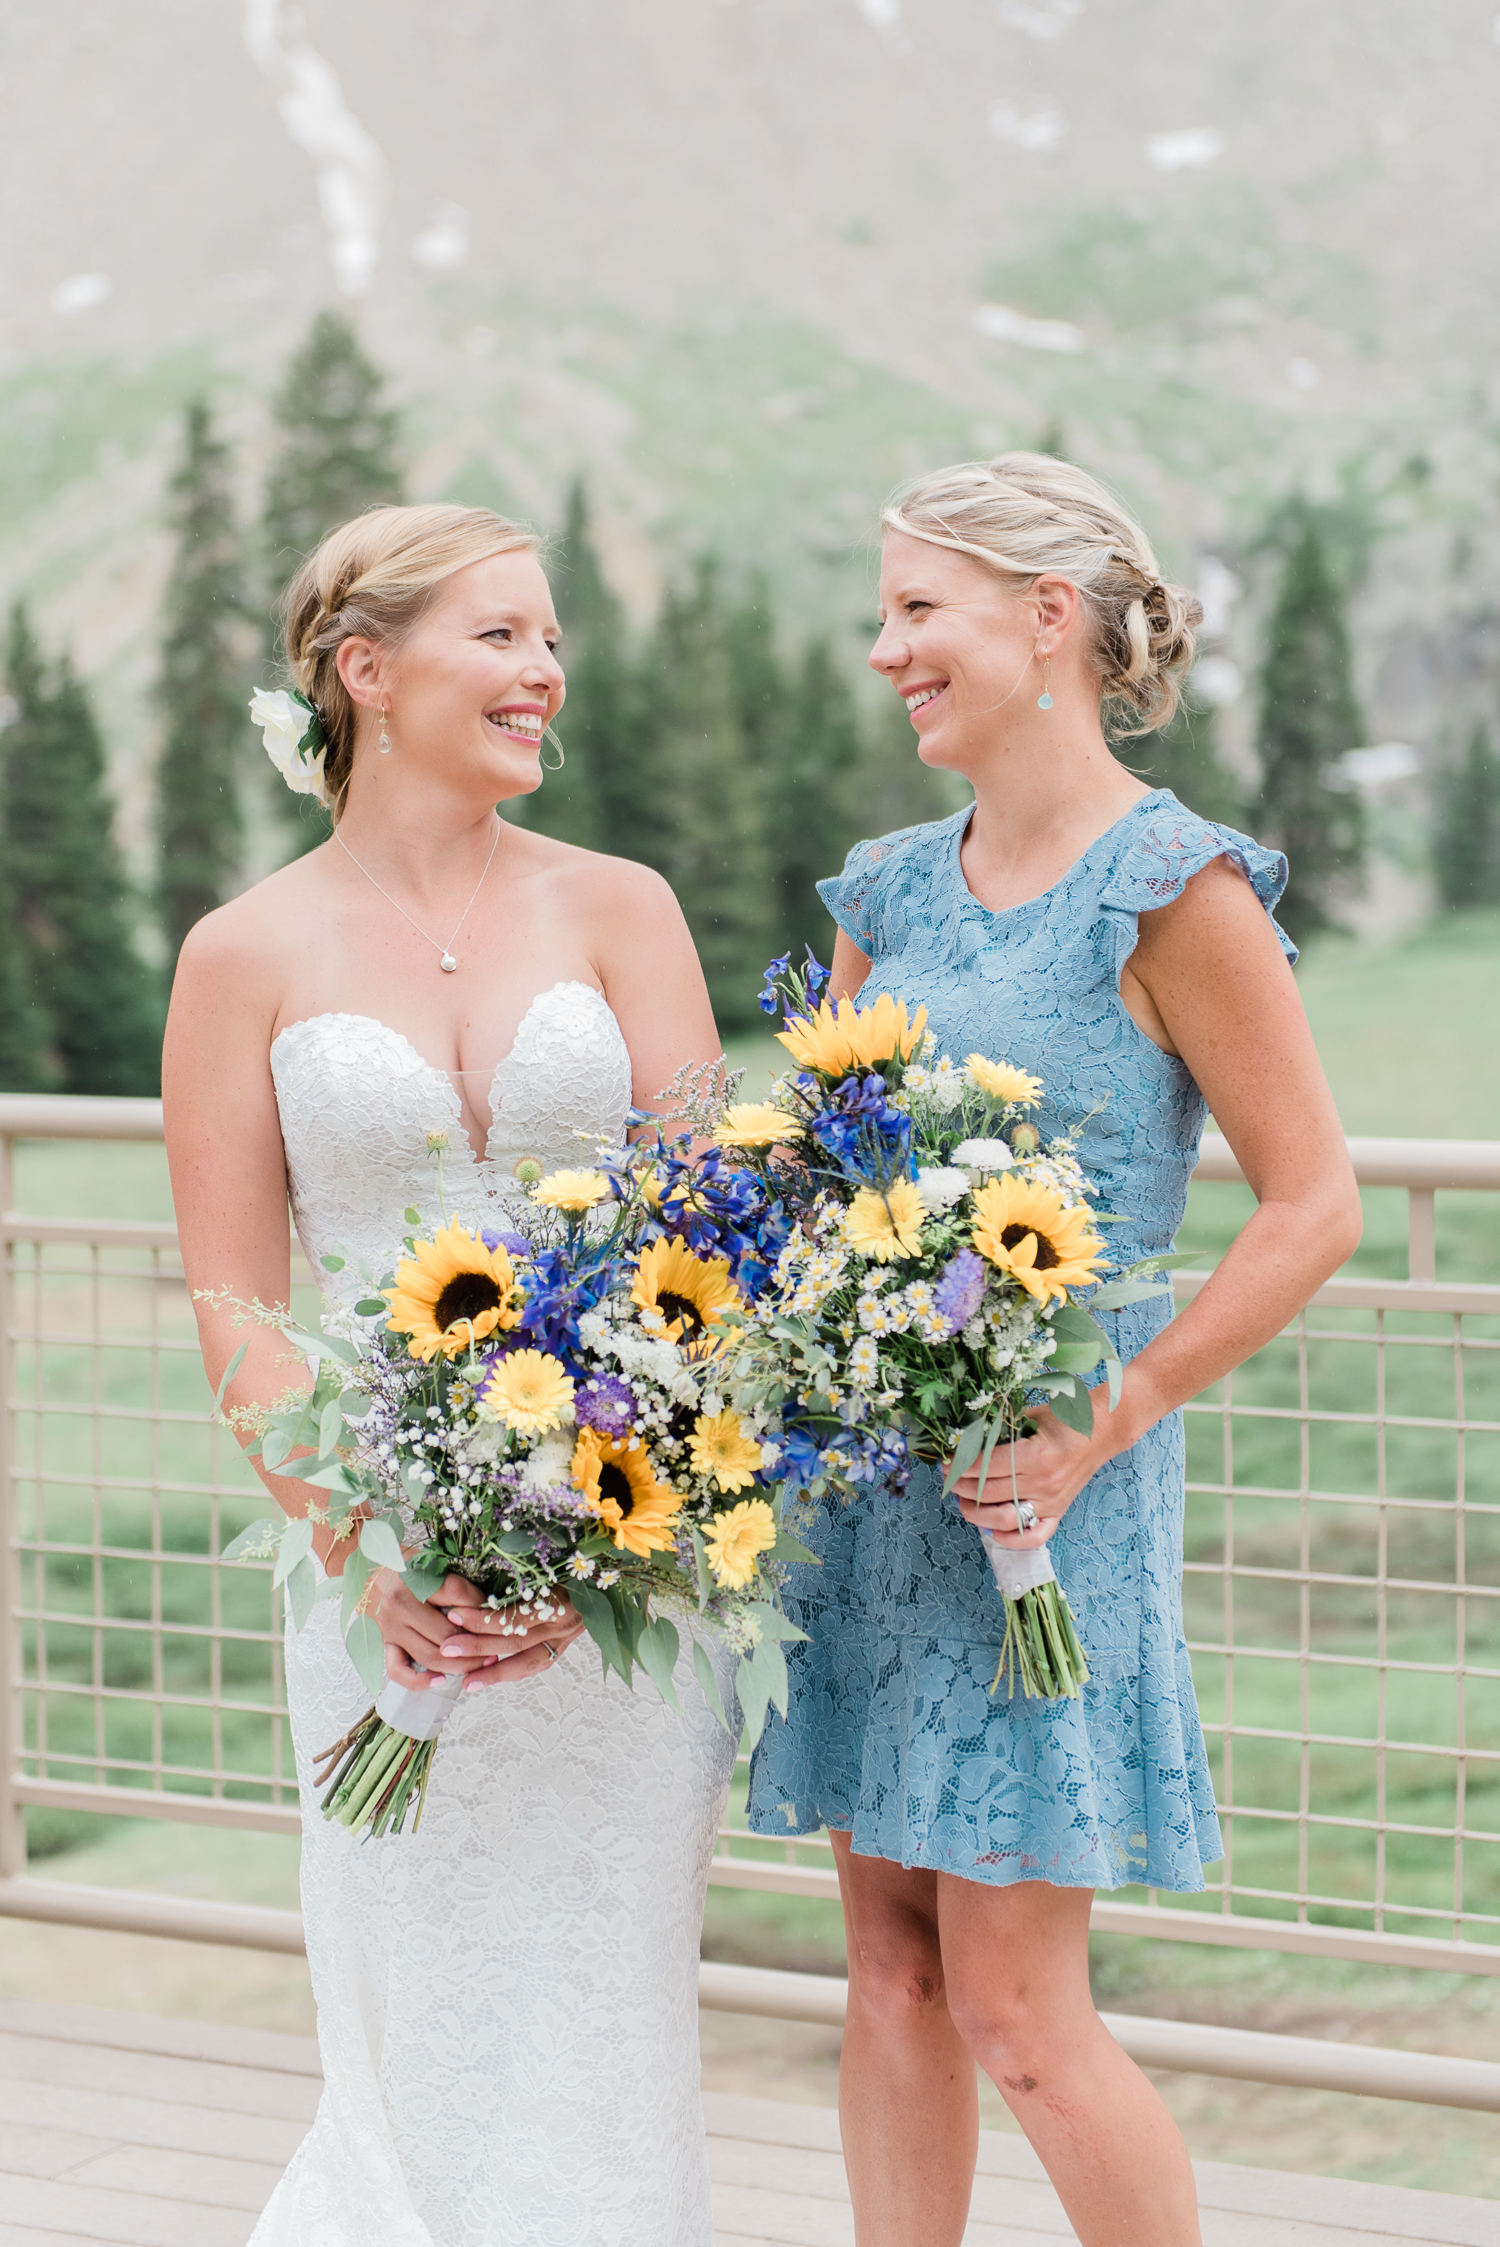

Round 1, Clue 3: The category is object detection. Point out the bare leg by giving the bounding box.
[830,1832,977,2247]
[938,1876,1201,2247]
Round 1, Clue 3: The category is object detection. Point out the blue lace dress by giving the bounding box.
[748,791,1294,1892]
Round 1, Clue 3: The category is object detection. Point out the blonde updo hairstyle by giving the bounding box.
[281,502,540,818]
[881,453,1201,734]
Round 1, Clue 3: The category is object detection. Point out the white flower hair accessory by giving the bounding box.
[250,688,333,809]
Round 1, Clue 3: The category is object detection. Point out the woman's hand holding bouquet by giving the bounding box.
[722,953,1191,1699]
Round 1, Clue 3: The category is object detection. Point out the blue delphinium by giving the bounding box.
[574,1372,637,1437]
[806,1072,913,1187]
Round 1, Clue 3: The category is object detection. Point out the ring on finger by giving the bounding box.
[1013,1498,1039,1531]
[543,1642,559,1663]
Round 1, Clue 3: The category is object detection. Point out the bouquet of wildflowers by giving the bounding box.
[720,955,1182,1699]
[215,1103,808,1838]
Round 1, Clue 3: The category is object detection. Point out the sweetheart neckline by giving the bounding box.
[270,981,622,1170]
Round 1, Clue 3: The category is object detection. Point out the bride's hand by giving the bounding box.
[438,1578,588,1689]
[367,1568,502,1689]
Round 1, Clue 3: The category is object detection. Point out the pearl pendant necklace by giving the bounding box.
[334,821,501,975]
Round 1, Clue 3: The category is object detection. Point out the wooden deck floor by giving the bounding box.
[0,1999,1494,2246]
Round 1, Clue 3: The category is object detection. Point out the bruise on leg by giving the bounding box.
[1003,2072,1038,2094]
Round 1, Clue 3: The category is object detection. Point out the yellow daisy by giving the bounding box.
[971,1173,1107,1306]
[477,1350,575,1435]
[532,1168,612,1212]
[687,1409,764,1492]
[776,993,928,1079]
[844,1179,928,1263]
[965,1054,1043,1107]
[712,1103,804,1151]
[384,1221,522,1361]
[631,1237,743,1359]
[703,1498,777,1590]
[571,1428,683,1557]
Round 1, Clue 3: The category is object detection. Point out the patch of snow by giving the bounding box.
[52,273,111,314]
[244,0,386,295]
[413,203,469,272]
[974,302,1084,353]
[1327,742,1421,791]
[1146,128,1224,171]
[989,101,1065,154]
[1286,356,1320,389]
[997,0,1084,38]
[1196,557,1240,641]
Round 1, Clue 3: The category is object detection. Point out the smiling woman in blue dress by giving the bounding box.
[748,455,1363,2247]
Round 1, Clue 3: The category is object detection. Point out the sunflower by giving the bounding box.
[571,1428,683,1556]
[712,1103,804,1151]
[477,1350,576,1435]
[971,1173,1106,1306]
[703,1498,777,1589]
[775,993,928,1079]
[687,1409,764,1491]
[844,1179,928,1263]
[965,1054,1043,1107]
[532,1168,612,1212]
[384,1221,522,1361]
[630,1238,743,1359]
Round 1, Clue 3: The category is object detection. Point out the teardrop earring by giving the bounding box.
[377,706,392,754]
[1036,656,1054,712]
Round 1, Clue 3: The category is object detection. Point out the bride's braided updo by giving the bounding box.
[881,453,1201,734]
[281,503,539,818]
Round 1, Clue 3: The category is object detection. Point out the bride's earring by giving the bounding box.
[1036,655,1054,712]
[541,726,566,771]
[377,706,393,754]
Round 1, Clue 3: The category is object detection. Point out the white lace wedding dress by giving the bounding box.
[251,983,737,2247]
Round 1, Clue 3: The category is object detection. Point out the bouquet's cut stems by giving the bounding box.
[315,1710,440,1837]
[980,1531,1090,1701]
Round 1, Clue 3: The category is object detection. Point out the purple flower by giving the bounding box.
[933,1249,987,1337]
[574,1373,636,1437]
[481,1226,532,1257]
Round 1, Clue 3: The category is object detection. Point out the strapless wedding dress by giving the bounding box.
[250,983,737,2247]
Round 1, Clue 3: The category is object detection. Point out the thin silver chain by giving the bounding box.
[333,819,502,973]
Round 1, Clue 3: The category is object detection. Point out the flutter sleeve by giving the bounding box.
[816,834,897,956]
[1097,802,1298,971]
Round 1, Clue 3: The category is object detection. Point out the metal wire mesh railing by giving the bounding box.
[2,1100,1498,1977]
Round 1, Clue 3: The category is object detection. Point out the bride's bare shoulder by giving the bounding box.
[521,829,682,925]
[172,847,334,997]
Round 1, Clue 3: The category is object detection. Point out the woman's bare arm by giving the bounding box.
[955,859,1362,1537]
[583,858,722,1111]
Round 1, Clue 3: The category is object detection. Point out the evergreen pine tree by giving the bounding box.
[260,310,403,850]
[1432,724,1500,909]
[1253,514,1367,946]
[644,563,773,1029]
[2,608,161,1095]
[765,639,861,968]
[858,687,962,844]
[0,887,47,1091]
[155,401,245,962]
[523,480,630,854]
[1137,683,1244,827]
[262,309,404,592]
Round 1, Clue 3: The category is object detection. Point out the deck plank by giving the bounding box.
[1,2011,1494,2246]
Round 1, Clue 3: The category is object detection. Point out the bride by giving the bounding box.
[164,503,737,2247]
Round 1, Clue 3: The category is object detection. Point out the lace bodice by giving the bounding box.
[270,981,634,1290]
[749,792,1293,1895]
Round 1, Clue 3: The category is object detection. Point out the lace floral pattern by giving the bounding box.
[748,793,1293,1893]
[254,988,734,2247]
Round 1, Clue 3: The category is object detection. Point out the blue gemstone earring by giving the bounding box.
[1037,655,1054,711]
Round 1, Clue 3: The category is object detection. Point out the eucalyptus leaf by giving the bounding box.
[338,1387,371,1421]
[286,1553,318,1633]
[757,1635,790,1719]
[692,1638,732,1733]
[320,1253,346,1273]
[318,1395,346,1458]
[770,1525,820,1567]
[1049,1302,1105,1343]
[273,1515,314,1587]
[344,1611,387,1695]
[743,1601,809,1646]
[735,1651,773,1750]
[1089,1276,1172,1311]
[1104,1344,1123,1412]
[354,1298,389,1319]
[691,1526,713,1611]
[358,1517,406,1574]
[1048,1341,1105,1375]
[636,1617,682,1712]
[340,1547,374,1637]
[403,1556,448,1605]
[213,1340,248,1415]
[405,1207,422,1226]
[941,1420,987,1499]
[222,1518,282,1565]
[491,1529,536,1556]
[260,1427,292,1473]
[1048,1379,1096,1437]
[568,1579,625,1680]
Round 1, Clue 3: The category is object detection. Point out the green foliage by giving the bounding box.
[154,402,245,962]
[767,637,860,967]
[1135,684,1244,827]
[1432,724,1500,909]
[1,607,161,1094]
[1252,513,1367,946]
[261,309,404,599]
[642,560,774,1029]
[524,479,627,853]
